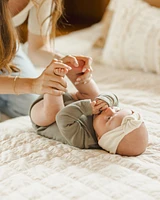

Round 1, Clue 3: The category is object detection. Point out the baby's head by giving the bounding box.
[93,107,148,156]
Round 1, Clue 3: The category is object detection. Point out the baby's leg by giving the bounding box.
[42,68,69,124]
[66,60,85,84]
[31,67,68,126]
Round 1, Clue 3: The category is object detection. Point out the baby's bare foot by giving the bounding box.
[54,68,68,77]
[66,60,85,74]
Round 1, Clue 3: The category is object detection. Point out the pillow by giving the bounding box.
[100,0,160,74]
[93,3,114,48]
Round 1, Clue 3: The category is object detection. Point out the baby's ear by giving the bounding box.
[116,123,148,156]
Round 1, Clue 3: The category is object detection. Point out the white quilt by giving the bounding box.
[0,24,160,200]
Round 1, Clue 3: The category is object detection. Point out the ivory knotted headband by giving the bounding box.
[98,112,143,154]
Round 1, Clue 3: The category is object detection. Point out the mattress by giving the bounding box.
[0,24,160,200]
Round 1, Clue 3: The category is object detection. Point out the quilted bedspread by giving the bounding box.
[0,24,160,200]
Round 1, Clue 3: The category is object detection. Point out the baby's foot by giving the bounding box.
[66,60,85,74]
[54,68,68,77]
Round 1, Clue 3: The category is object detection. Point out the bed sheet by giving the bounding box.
[0,24,160,200]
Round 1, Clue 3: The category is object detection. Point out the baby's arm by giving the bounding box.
[90,93,119,114]
[90,99,109,115]
[56,99,93,148]
[66,60,100,101]
[30,67,69,127]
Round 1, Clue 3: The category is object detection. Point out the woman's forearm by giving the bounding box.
[0,76,33,94]
[28,33,64,67]
[28,48,55,67]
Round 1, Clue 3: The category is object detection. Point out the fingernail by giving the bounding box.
[75,82,79,85]
[76,78,81,81]
[74,63,79,67]
[82,68,86,72]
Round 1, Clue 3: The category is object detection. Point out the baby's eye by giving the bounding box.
[113,107,121,112]
[98,111,102,115]
[107,116,112,121]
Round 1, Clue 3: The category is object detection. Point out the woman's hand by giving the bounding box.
[61,55,93,85]
[31,60,71,95]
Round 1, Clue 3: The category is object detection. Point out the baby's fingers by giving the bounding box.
[91,101,99,114]
[95,101,108,111]
[99,104,108,112]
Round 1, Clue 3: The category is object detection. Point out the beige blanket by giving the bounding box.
[0,24,160,200]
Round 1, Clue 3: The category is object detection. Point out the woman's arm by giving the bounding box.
[0,60,70,95]
[28,33,55,67]
[28,32,93,85]
[56,99,93,148]
[0,76,33,94]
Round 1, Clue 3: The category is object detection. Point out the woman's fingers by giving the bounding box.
[61,55,79,67]
[46,78,67,91]
[32,63,69,95]
[75,69,92,85]
[43,72,67,87]
[75,55,93,72]
[42,86,66,96]
[62,55,93,72]
[32,77,67,95]
[61,55,93,85]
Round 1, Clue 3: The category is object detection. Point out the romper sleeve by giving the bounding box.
[56,100,93,149]
[96,92,119,107]
[28,0,54,35]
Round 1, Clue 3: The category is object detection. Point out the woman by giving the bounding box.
[0,0,92,118]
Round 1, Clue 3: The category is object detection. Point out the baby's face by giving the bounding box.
[93,107,132,140]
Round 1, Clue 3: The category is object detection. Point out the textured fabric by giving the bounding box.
[0,24,160,199]
[98,112,143,153]
[101,0,160,74]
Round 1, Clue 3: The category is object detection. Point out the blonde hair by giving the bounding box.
[0,0,63,74]
[0,0,19,74]
[32,0,63,38]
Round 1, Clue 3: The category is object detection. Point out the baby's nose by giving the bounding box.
[105,107,115,115]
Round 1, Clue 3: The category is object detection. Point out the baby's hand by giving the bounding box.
[96,99,109,112]
[91,99,109,114]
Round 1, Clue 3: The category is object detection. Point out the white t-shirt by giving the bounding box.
[12,0,53,35]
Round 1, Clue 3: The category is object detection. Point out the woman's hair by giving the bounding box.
[0,0,63,74]
[0,0,19,74]
[32,0,63,39]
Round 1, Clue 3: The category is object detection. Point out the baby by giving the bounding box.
[30,60,148,156]
[93,106,148,156]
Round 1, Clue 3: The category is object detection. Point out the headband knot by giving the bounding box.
[98,112,143,154]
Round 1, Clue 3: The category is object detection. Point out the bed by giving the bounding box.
[1,1,160,199]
